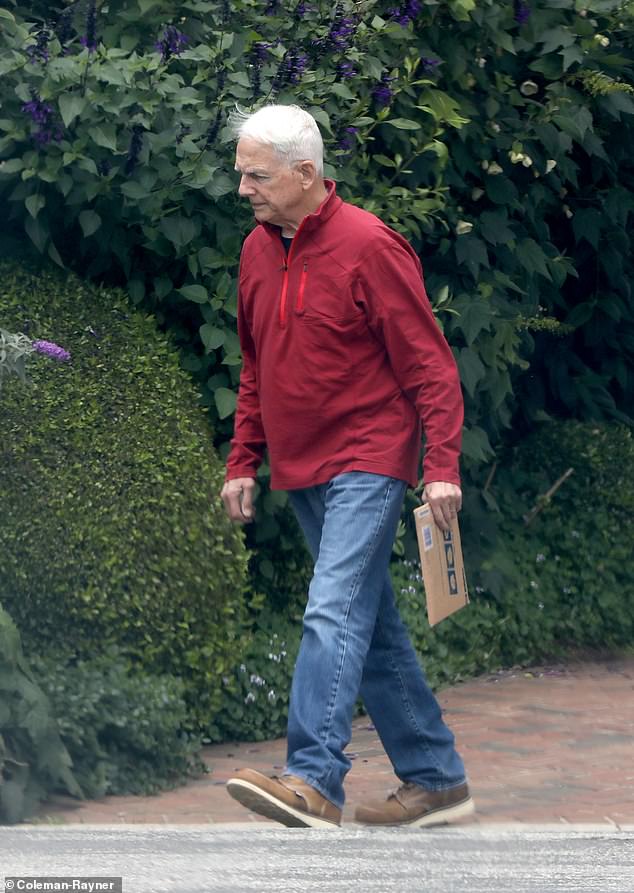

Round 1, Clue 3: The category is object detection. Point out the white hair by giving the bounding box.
[230,104,324,177]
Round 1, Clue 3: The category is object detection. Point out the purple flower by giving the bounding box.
[22,93,63,146]
[26,25,51,64]
[80,0,98,52]
[336,59,357,80]
[328,3,357,51]
[265,0,281,13]
[514,0,531,25]
[22,95,54,126]
[124,124,145,175]
[389,1,421,26]
[336,126,358,152]
[32,340,71,362]
[270,45,308,91]
[372,72,394,108]
[249,41,271,98]
[419,56,441,72]
[155,25,189,63]
[294,1,308,17]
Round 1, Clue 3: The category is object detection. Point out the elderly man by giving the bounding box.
[221,104,473,829]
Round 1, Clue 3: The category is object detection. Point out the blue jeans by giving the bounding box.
[284,471,467,809]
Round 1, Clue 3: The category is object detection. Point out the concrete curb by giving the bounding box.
[7,822,634,833]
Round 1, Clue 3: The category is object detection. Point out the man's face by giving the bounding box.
[235,137,305,229]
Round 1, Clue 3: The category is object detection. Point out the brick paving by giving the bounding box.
[35,657,634,827]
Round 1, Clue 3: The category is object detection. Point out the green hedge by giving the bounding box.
[0,260,250,730]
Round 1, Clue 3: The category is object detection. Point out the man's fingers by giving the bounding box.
[239,483,255,520]
[221,478,256,523]
[423,481,462,531]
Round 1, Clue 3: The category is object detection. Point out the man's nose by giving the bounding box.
[238,175,254,196]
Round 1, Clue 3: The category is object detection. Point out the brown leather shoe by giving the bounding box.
[355,781,475,827]
[226,768,342,829]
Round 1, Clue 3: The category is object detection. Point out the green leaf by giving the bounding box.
[79,210,101,238]
[120,182,148,201]
[160,216,198,251]
[516,239,552,280]
[25,194,45,219]
[58,94,87,128]
[565,302,595,329]
[572,208,602,250]
[214,387,237,419]
[178,284,208,304]
[455,236,489,279]
[457,347,485,398]
[485,176,518,206]
[0,158,24,175]
[461,425,494,463]
[91,124,118,151]
[373,154,396,167]
[384,118,421,130]
[452,295,493,345]
[200,324,225,351]
[24,216,47,253]
[479,211,515,246]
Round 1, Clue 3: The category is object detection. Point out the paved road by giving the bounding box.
[2,825,633,893]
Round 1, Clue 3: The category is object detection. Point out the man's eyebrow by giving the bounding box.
[234,163,271,174]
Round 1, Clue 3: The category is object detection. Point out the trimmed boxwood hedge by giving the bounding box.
[0,260,250,729]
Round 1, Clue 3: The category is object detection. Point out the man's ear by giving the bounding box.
[296,160,318,190]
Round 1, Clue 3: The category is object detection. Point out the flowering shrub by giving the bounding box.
[0,326,69,392]
[0,0,633,608]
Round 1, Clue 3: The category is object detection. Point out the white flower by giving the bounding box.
[239,663,246,673]
[536,554,546,563]
[250,673,266,687]
[491,122,501,133]
[267,690,276,703]
[471,187,485,201]
[520,80,539,96]
[545,159,557,173]
[487,162,503,175]
[509,150,524,164]
[455,220,474,235]
[477,57,486,68]
[244,691,256,705]
[563,204,573,219]
[530,580,539,589]
[521,155,533,167]
[597,34,610,47]
[481,160,489,170]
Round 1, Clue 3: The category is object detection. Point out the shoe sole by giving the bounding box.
[357,796,476,828]
[226,778,341,830]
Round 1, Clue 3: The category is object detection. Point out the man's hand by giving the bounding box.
[422,480,462,532]
[221,477,256,523]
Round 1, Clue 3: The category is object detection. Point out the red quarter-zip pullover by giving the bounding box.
[225,181,463,490]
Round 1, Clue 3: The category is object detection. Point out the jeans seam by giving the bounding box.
[315,477,396,789]
[381,618,457,786]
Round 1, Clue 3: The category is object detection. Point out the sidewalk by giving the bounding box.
[34,656,634,827]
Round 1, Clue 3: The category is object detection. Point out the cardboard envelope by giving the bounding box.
[413,503,469,626]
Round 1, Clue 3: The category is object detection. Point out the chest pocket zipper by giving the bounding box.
[296,261,308,314]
